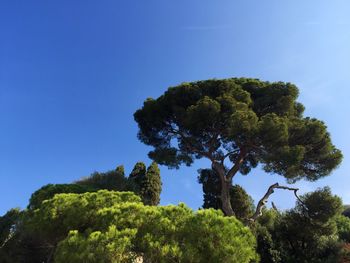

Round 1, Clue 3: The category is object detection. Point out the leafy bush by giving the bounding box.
[336,215,350,243]
[25,190,257,262]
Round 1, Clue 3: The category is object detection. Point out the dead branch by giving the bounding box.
[250,183,301,222]
[271,202,278,211]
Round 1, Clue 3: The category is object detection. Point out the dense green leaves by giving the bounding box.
[255,187,347,263]
[129,162,162,205]
[38,191,258,262]
[336,215,350,242]
[0,208,47,263]
[134,78,342,181]
[141,162,162,205]
[128,162,146,192]
[1,190,257,263]
[54,227,137,263]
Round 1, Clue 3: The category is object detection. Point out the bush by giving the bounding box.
[25,190,257,262]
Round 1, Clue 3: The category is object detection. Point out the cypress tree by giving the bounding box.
[129,162,146,193]
[141,162,162,205]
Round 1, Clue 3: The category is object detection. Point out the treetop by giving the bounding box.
[134,78,342,182]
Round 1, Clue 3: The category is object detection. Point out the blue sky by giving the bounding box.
[1,0,349,215]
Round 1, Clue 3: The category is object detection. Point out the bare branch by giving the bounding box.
[271,202,278,211]
[250,183,300,222]
[274,185,304,206]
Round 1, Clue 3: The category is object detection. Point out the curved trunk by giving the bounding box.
[221,179,234,216]
[212,162,235,216]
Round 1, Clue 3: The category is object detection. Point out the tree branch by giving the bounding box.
[250,183,300,222]
[226,148,247,180]
[271,202,278,211]
[220,150,240,165]
[167,127,214,161]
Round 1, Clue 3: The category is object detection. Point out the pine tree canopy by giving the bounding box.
[135,78,342,182]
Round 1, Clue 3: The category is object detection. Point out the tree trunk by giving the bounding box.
[214,148,246,216]
[220,179,234,216]
[212,162,235,216]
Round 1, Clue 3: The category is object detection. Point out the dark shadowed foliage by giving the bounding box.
[28,184,96,210]
[76,165,135,192]
[198,168,255,221]
[255,187,346,263]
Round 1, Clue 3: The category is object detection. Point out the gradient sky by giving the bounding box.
[1,1,349,215]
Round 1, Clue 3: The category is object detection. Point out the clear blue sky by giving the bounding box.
[1,1,349,215]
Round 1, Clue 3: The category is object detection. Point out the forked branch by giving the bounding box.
[250,183,301,222]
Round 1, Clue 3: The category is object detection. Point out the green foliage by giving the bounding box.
[28,183,96,210]
[198,169,220,209]
[140,162,162,206]
[0,208,49,263]
[0,209,26,263]
[54,227,137,263]
[6,190,257,263]
[27,191,141,242]
[336,215,350,242]
[76,165,134,192]
[128,161,146,192]
[255,187,344,263]
[343,205,350,218]
[198,168,255,221]
[251,209,281,263]
[128,162,162,205]
[254,224,281,263]
[230,185,255,220]
[134,79,342,216]
[0,208,21,247]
